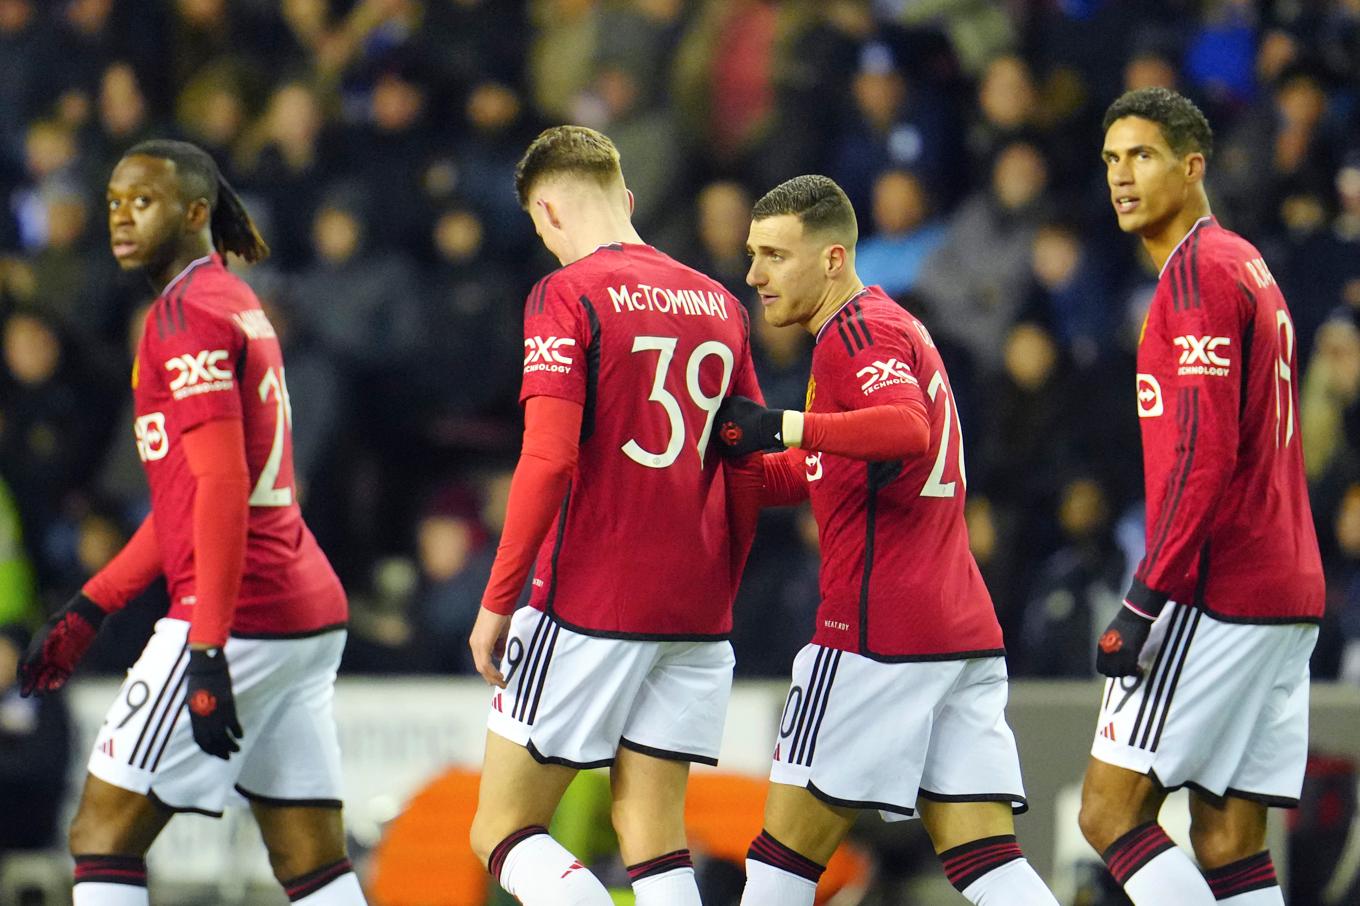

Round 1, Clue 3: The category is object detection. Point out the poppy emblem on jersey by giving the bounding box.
[1135,373,1164,418]
[1099,630,1123,654]
[134,412,170,462]
[720,421,743,445]
[189,689,217,717]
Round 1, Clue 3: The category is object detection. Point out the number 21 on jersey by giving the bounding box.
[250,365,295,506]
[920,371,967,498]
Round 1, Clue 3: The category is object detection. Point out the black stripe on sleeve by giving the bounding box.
[835,320,856,356]
[1188,229,1202,309]
[578,294,601,443]
[851,299,874,344]
[841,308,868,351]
[1146,388,1200,570]
[1236,282,1256,420]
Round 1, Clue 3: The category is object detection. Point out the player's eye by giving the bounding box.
[134,195,151,208]
[107,199,119,211]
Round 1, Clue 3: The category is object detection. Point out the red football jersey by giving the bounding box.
[1130,217,1324,622]
[802,287,1003,659]
[519,243,761,638]
[133,254,346,636]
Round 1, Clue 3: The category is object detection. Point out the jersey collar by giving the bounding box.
[1158,216,1213,279]
[813,287,871,345]
[160,254,214,299]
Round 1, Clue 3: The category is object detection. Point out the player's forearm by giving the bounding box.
[482,396,583,615]
[785,400,930,461]
[182,419,251,648]
[82,514,163,613]
[760,447,810,506]
[723,454,763,590]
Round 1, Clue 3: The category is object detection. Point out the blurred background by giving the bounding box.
[0,0,1359,904]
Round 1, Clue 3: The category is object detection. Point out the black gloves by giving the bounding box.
[715,396,786,457]
[186,648,243,759]
[1095,606,1155,677]
[18,593,108,696]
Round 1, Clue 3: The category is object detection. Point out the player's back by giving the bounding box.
[1138,220,1324,620]
[519,243,759,638]
[135,255,345,636]
[806,288,1003,659]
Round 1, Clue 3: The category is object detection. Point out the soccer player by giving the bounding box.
[713,175,1058,906]
[1078,88,1325,906]
[17,140,364,906]
[466,126,763,906]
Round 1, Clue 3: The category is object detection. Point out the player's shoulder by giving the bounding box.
[820,286,916,357]
[147,256,256,345]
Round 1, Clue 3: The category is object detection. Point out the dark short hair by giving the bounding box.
[513,125,622,207]
[1102,87,1214,160]
[751,175,858,246]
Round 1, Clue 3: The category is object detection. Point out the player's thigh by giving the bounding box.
[609,745,691,864]
[619,640,734,765]
[1187,793,1268,870]
[68,773,173,856]
[470,730,579,863]
[1078,757,1166,851]
[919,658,1026,812]
[250,801,348,882]
[917,799,1016,854]
[762,781,858,866]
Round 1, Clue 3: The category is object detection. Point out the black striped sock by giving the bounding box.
[746,830,824,883]
[1102,822,1177,886]
[627,848,693,883]
[1205,851,1278,900]
[283,857,353,902]
[938,834,1024,892]
[73,854,147,887]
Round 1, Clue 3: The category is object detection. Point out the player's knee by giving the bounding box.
[1077,788,1125,853]
[468,810,503,868]
[1188,821,1264,870]
[68,804,130,856]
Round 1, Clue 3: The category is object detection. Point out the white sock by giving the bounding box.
[1205,851,1283,904]
[1105,823,1215,905]
[740,859,816,906]
[959,858,1059,905]
[633,866,701,905]
[292,869,368,904]
[73,884,149,906]
[1123,849,1216,904]
[494,828,612,905]
[628,849,700,906]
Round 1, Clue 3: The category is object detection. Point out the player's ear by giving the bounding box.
[537,198,564,231]
[185,197,211,232]
[1184,151,1206,184]
[825,243,847,278]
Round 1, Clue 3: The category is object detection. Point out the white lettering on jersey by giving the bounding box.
[165,349,234,399]
[1136,373,1164,418]
[856,358,919,395]
[805,451,823,482]
[606,283,730,320]
[135,412,169,461]
[1173,335,1231,376]
[1245,257,1275,289]
[232,309,278,340]
[523,336,576,374]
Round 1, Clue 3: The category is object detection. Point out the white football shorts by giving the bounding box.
[768,645,1027,821]
[88,618,347,816]
[1091,602,1318,806]
[486,607,735,768]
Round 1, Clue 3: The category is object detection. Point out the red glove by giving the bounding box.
[17,593,110,696]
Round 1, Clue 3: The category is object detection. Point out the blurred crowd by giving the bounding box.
[1,0,1359,688]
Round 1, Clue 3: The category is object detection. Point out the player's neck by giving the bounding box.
[1143,194,1212,272]
[806,276,866,337]
[153,238,215,294]
[560,214,644,265]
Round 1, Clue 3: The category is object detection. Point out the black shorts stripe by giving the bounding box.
[1150,608,1202,751]
[1135,606,1197,751]
[512,612,551,723]
[148,679,188,771]
[801,650,842,766]
[787,648,827,764]
[525,622,560,726]
[140,673,187,770]
[1128,606,1186,744]
[792,651,831,766]
[129,644,188,766]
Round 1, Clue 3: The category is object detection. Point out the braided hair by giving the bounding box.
[124,139,270,263]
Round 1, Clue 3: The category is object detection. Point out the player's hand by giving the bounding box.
[186,648,243,759]
[1095,606,1155,677]
[715,396,786,457]
[470,607,512,688]
[17,593,108,697]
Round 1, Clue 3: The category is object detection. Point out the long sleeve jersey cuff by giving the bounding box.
[801,400,930,461]
[182,418,251,647]
[760,448,810,506]
[1124,577,1170,619]
[83,515,162,612]
[482,396,583,615]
